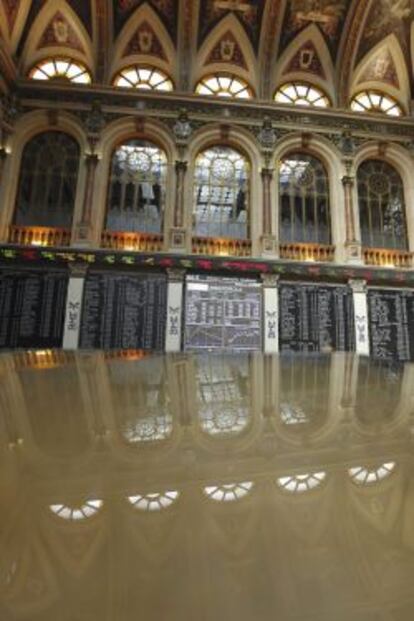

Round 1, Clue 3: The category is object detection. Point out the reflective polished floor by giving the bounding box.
[1,350,414,621]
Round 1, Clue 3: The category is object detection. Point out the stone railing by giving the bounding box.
[101,231,164,252]
[363,247,413,268]
[280,242,335,263]
[192,236,252,257]
[9,225,71,247]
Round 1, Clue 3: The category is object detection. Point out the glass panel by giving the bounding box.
[275,83,329,108]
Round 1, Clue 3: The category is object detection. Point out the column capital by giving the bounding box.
[342,175,355,188]
[348,278,367,293]
[68,262,89,278]
[175,160,188,173]
[261,273,280,287]
[261,167,274,179]
[85,152,99,166]
[167,267,186,283]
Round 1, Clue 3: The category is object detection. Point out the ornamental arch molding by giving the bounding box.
[0,109,87,242]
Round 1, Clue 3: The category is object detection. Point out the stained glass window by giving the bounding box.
[279,153,331,244]
[351,91,402,116]
[204,482,253,502]
[357,160,407,250]
[275,83,329,108]
[128,491,179,511]
[50,500,103,520]
[277,472,326,494]
[193,146,250,239]
[113,66,173,91]
[14,131,80,229]
[196,74,252,99]
[105,139,167,234]
[349,462,396,485]
[30,58,91,84]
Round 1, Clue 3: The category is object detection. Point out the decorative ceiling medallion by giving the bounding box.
[37,12,84,53]
[206,30,247,69]
[284,40,326,79]
[358,49,399,89]
[123,20,167,59]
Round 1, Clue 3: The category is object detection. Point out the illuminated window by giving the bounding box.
[351,91,402,116]
[128,491,179,511]
[275,82,329,108]
[280,403,308,425]
[204,482,253,502]
[196,74,253,99]
[349,462,396,485]
[50,499,103,520]
[277,472,326,493]
[193,146,250,239]
[114,65,173,91]
[121,412,173,443]
[106,140,167,234]
[198,356,250,436]
[29,58,91,84]
[357,160,407,250]
[279,153,331,244]
[14,131,80,229]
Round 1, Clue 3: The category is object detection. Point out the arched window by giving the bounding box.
[348,462,396,486]
[203,482,253,502]
[275,82,330,108]
[29,58,91,84]
[196,74,253,99]
[14,131,80,229]
[277,472,326,494]
[113,65,173,91]
[351,91,402,116]
[105,139,167,234]
[193,146,250,239]
[279,153,331,244]
[50,499,103,520]
[128,491,179,512]
[357,160,408,250]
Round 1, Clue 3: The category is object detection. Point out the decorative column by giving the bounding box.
[349,279,370,356]
[62,264,87,350]
[342,175,362,263]
[262,274,279,354]
[74,153,99,244]
[258,117,279,257]
[169,110,192,252]
[165,268,185,353]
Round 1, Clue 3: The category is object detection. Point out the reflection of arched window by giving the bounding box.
[356,359,402,426]
[193,146,250,239]
[128,491,179,511]
[196,74,253,99]
[197,356,250,436]
[349,462,396,486]
[113,65,173,91]
[105,140,167,234]
[357,160,408,250]
[277,472,326,494]
[50,500,103,520]
[279,153,331,244]
[121,412,173,443]
[204,482,253,502]
[275,82,329,108]
[14,132,80,229]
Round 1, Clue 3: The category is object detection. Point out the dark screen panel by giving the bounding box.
[279,283,354,353]
[368,289,414,361]
[0,270,68,349]
[184,275,262,352]
[79,272,167,350]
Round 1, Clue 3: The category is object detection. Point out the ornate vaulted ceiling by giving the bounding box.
[0,0,413,109]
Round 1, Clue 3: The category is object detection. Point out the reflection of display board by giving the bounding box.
[184,275,262,352]
[79,272,167,350]
[279,283,354,353]
[0,270,68,349]
[368,289,414,361]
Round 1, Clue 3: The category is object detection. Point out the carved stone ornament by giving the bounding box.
[84,100,106,136]
[173,109,192,142]
[258,116,278,151]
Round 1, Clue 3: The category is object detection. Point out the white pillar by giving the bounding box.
[349,279,370,356]
[262,275,279,354]
[165,268,185,353]
[62,265,87,350]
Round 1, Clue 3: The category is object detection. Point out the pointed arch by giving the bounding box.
[19,0,93,75]
[351,34,409,110]
[195,13,258,93]
[0,0,31,53]
[274,24,335,104]
[110,3,176,82]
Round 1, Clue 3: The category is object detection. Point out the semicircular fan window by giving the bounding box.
[348,462,396,485]
[196,74,253,99]
[30,58,91,84]
[277,472,326,494]
[128,491,179,511]
[50,499,103,520]
[351,91,402,116]
[204,482,253,502]
[114,65,173,91]
[275,82,330,108]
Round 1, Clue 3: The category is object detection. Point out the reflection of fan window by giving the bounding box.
[349,462,396,485]
[128,491,179,511]
[50,499,103,520]
[204,482,253,502]
[277,472,326,493]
